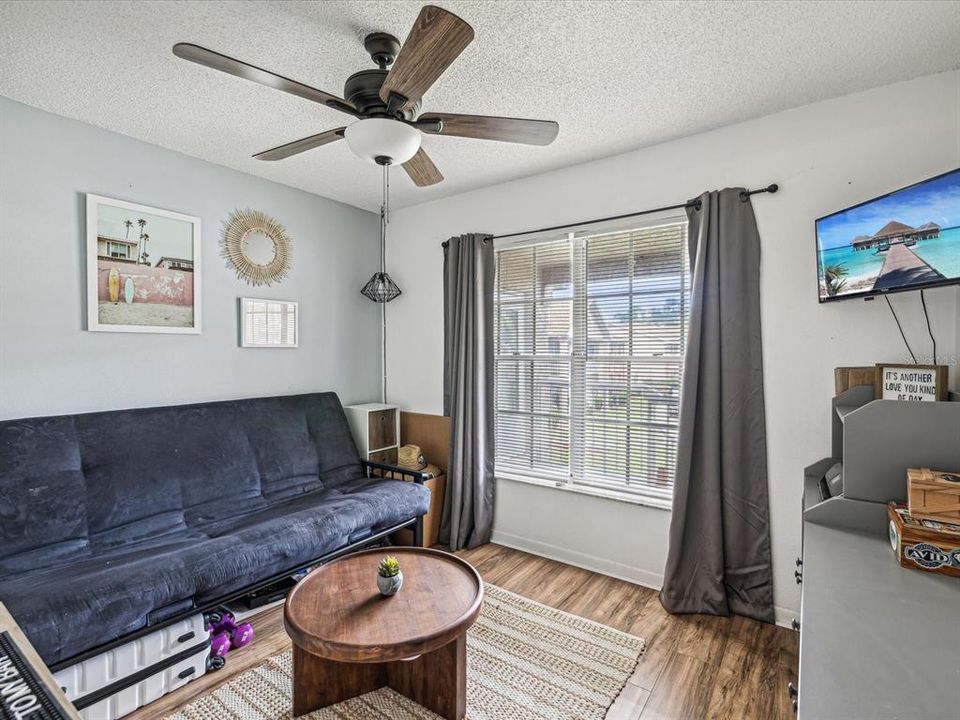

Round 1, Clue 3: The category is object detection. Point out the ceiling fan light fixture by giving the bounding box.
[344,118,421,165]
[175,4,558,187]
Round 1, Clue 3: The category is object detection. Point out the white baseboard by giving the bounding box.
[490,530,799,630]
[774,605,799,629]
[490,529,665,591]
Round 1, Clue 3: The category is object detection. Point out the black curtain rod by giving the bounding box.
[441,183,779,246]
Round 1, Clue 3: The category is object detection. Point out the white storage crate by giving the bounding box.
[53,614,209,720]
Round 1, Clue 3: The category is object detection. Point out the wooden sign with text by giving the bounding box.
[0,604,80,720]
[874,364,947,402]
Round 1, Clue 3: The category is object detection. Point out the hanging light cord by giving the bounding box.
[885,295,917,363]
[920,289,936,364]
[379,162,390,403]
[380,163,389,274]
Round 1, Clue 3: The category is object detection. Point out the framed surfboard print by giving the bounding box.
[86,194,202,334]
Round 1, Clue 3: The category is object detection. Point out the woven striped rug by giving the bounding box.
[166,584,645,720]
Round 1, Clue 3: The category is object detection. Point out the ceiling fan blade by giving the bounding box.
[172,43,358,116]
[417,113,559,146]
[379,6,474,113]
[403,147,444,187]
[253,128,346,161]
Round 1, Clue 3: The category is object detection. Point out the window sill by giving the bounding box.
[496,471,673,511]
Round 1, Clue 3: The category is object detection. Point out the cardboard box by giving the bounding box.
[907,467,960,523]
[392,473,447,548]
[888,502,960,578]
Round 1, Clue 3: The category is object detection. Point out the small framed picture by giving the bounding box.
[875,363,948,402]
[86,194,201,333]
[240,297,298,348]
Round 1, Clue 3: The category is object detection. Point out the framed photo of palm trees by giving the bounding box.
[86,194,202,333]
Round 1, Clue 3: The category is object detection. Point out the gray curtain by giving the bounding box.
[441,234,495,551]
[660,189,775,623]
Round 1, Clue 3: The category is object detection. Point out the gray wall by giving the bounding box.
[0,97,381,419]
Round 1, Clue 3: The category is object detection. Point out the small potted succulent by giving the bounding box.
[377,555,403,597]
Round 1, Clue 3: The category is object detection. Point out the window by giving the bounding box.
[494,219,689,504]
[108,242,130,259]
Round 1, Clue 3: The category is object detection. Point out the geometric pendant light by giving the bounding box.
[361,161,402,303]
[361,270,402,303]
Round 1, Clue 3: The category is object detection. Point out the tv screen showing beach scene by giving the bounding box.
[816,168,960,302]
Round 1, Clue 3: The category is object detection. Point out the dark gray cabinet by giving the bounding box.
[797,391,960,719]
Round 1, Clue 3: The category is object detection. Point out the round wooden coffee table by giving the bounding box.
[284,547,483,719]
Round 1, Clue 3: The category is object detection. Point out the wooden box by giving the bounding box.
[907,467,960,523]
[834,366,877,395]
[888,502,960,578]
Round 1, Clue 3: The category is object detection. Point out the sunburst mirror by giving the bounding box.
[221,209,292,286]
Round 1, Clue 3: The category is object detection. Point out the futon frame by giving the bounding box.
[48,460,427,673]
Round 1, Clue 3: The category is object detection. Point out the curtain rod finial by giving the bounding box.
[767,183,779,194]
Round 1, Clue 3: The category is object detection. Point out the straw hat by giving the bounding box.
[398,444,426,470]
[396,444,440,479]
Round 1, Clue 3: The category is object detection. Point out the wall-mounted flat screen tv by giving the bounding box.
[816,168,960,302]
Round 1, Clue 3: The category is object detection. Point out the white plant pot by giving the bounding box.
[377,571,403,597]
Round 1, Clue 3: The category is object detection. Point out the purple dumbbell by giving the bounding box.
[211,609,236,633]
[230,623,254,649]
[210,631,232,658]
[212,611,254,651]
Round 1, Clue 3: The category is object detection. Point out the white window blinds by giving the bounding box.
[494,220,689,503]
[242,298,298,347]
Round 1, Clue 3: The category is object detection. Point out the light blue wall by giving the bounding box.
[0,97,381,419]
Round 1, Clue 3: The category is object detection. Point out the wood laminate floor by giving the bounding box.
[129,544,798,720]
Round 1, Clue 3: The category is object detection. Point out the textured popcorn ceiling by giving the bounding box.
[1,0,959,211]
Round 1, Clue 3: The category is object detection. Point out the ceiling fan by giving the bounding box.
[172,5,559,187]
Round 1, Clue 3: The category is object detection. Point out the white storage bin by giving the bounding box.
[54,614,209,720]
[73,644,209,720]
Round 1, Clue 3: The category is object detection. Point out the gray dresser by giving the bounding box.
[798,388,960,719]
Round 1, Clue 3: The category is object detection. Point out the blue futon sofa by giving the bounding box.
[0,392,430,668]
